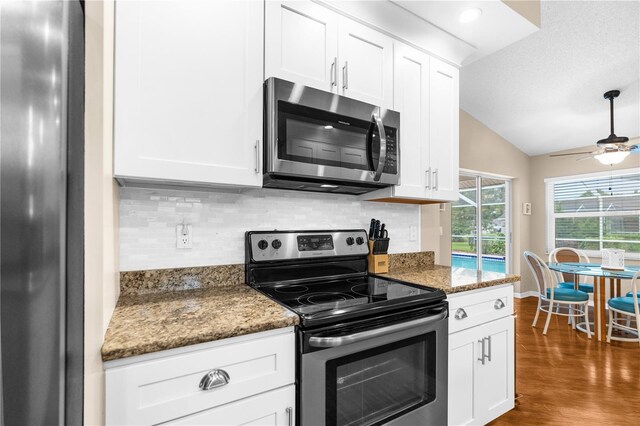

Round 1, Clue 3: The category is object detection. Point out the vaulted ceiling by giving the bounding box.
[460,0,640,156]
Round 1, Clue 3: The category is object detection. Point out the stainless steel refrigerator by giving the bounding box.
[0,1,84,424]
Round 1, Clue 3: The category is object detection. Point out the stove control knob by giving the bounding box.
[257,240,269,250]
[346,237,355,246]
[272,239,282,250]
[356,236,365,245]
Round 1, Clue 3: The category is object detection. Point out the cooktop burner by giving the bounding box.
[259,275,438,321]
[245,229,447,328]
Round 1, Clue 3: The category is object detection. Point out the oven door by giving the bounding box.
[300,306,448,426]
[265,78,399,186]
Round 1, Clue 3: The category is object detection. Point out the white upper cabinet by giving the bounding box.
[429,58,459,201]
[265,1,339,93]
[265,1,394,108]
[114,0,263,188]
[363,43,459,202]
[390,43,430,199]
[338,18,394,109]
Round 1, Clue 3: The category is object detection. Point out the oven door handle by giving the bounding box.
[308,309,447,348]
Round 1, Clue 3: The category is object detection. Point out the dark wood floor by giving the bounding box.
[489,297,640,425]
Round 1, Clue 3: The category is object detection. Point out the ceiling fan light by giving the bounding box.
[594,151,630,165]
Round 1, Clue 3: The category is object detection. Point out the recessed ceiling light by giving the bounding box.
[459,8,482,23]
[323,125,334,130]
[321,184,338,188]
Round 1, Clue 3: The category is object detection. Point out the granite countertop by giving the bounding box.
[380,264,520,294]
[101,266,298,362]
[102,253,518,362]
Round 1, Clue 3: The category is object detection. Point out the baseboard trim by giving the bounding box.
[514,291,538,299]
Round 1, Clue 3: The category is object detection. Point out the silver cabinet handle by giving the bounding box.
[254,140,260,174]
[425,167,431,189]
[330,57,337,87]
[342,61,348,89]
[477,338,486,365]
[433,168,439,191]
[309,309,447,348]
[477,336,492,364]
[494,299,505,310]
[454,307,467,320]
[199,369,230,391]
[286,407,293,426]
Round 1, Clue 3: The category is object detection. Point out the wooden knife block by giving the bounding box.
[368,240,389,274]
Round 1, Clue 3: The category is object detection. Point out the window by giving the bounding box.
[545,169,640,258]
[451,172,512,273]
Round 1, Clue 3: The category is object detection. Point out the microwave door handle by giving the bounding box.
[308,309,447,348]
[371,110,387,182]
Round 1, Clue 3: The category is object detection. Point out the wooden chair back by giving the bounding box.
[549,247,590,283]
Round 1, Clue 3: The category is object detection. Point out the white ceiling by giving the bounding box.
[460,0,640,156]
[392,0,539,65]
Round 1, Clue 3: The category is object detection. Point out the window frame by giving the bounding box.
[454,169,513,273]
[545,168,640,260]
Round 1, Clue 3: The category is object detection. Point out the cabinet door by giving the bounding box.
[448,325,481,426]
[392,42,430,199]
[474,315,515,425]
[168,385,296,426]
[265,1,338,92]
[428,57,459,201]
[448,315,514,426]
[114,0,263,187]
[338,17,394,109]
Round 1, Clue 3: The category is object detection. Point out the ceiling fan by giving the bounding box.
[550,90,639,165]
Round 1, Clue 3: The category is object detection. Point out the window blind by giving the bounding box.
[548,172,640,255]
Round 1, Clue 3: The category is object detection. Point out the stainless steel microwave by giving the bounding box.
[263,77,400,195]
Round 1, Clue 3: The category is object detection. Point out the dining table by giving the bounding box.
[547,262,640,341]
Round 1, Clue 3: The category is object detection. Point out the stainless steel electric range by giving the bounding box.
[245,229,448,426]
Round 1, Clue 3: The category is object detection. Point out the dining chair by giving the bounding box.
[548,247,594,293]
[524,251,591,337]
[607,271,640,346]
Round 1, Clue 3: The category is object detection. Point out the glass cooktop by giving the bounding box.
[257,275,443,325]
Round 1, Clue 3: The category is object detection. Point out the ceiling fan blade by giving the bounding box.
[576,155,595,162]
[550,151,594,157]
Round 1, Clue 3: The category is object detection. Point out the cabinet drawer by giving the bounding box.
[448,285,514,333]
[167,385,296,426]
[105,331,295,425]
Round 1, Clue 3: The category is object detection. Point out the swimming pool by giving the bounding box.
[452,253,506,273]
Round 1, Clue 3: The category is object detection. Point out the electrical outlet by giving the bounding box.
[410,226,417,241]
[176,224,193,249]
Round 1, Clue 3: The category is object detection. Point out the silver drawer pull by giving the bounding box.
[494,299,505,310]
[199,369,230,391]
[454,308,468,320]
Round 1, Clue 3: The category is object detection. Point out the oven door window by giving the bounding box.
[325,333,436,426]
[277,100,392,172]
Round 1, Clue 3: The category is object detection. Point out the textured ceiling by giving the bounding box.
[460,0,640,156]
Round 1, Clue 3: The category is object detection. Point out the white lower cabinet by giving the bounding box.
[447,286,515,426]
[104,328,296,425]
[168,385,295,426]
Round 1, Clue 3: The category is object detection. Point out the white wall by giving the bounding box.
[84,1,119,424]
[119,187,421,271]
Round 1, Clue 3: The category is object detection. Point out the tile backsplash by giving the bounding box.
[119,187,421,271]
